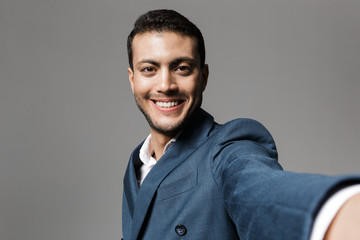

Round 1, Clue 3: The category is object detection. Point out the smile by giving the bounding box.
[155,101,180,108]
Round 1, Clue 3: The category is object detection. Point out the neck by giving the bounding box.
[149,130,176,161]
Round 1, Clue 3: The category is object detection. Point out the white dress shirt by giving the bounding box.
[137,134,177,186]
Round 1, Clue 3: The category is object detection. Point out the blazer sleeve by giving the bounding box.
[211,118,359,240]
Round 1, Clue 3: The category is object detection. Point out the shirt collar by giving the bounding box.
[139,133,180,166]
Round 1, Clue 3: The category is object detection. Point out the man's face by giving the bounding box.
[128,31,208,137]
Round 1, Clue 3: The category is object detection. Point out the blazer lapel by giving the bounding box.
[123,143,142,218]
[130,109,215,240]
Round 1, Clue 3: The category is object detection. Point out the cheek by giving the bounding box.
[189,82,203,98]
[181,78,202,95]
[133,78,152,95]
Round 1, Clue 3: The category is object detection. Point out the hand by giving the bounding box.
[324,193,360,239]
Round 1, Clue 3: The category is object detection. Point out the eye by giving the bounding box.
[176,65,192,74]
[141,67,155,73]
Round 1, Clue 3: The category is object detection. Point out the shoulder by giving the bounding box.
[221,118,270,133]
[209,118,278,164]
[213,118,276,147]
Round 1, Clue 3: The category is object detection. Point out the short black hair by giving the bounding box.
[127,9,206,70]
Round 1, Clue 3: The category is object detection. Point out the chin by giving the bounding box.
[150,119,186,136]
[151,108,200,136]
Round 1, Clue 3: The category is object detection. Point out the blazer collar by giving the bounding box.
[123,141,142,218]
[127,108,215,239]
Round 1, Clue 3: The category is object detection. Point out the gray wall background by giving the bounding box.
[1,0,359,239]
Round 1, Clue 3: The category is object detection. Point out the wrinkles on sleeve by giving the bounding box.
[210,118,282,190]
[209,118,313,239]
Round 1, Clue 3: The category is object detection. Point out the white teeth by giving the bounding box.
[155,101,179,108]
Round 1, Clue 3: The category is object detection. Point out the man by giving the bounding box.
[123,9,360,240]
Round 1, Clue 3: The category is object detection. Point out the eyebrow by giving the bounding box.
[135,60,160,69]
[135,57,196,69]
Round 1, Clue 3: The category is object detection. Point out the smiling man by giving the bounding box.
[122,9,360,240]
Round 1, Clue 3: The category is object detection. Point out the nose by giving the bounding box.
[157,69,178,94]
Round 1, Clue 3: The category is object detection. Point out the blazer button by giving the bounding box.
[175,225,187,236]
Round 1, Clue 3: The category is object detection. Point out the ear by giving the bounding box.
[201,64,209,92]
[128,67,135,93]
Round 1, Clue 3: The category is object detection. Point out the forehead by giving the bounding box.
[131,31,198,62]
